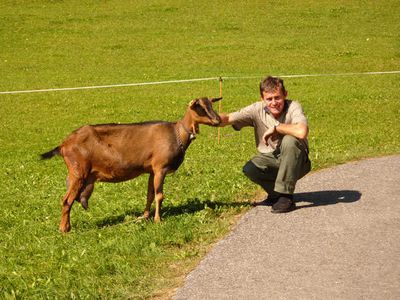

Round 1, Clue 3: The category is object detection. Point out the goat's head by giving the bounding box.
[188,97,222,128]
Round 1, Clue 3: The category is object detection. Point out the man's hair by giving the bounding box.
[259,76,286,96]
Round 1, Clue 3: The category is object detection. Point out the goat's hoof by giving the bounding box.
[59,224,71,233]
[141,211,150,219]
[154,217,161,223]
[137,214,150,222]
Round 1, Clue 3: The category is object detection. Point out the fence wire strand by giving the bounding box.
[1,71,399,95]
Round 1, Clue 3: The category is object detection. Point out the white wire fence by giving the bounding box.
[0,70,399,95]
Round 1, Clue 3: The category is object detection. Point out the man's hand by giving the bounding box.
[262,126,277,144]
[218,113,231,127]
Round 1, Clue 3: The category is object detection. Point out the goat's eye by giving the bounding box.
[196,106,207,116]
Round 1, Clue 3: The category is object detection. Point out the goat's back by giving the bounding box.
[60,121,183,180]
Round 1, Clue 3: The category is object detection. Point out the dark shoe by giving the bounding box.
[271,196,296,213]
[251,196,279,207]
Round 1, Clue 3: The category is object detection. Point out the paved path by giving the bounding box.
[173,155,400,300]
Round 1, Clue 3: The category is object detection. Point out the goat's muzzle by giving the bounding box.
[211,114,222,126]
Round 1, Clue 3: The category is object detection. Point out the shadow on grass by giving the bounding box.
[95,209,143,228]
[95,198,251,228]
[95,191,361,228]
[163,198,250,218]
[294,190,361,209]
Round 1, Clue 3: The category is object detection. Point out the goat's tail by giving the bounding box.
[40,146,60,160]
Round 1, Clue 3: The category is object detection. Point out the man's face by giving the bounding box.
[261,88,287,119]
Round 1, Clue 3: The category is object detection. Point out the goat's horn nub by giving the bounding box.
[211,97,223,102]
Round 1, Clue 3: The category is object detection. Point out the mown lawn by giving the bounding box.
[1,1,399,298]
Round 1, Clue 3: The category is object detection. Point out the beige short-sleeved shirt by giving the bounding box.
[229,100,308,154]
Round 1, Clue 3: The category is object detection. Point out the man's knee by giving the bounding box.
[280,135,300,149]
[280,135,306,156]
[242,160,260,180]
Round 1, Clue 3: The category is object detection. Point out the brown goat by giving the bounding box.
[41,97,222,233]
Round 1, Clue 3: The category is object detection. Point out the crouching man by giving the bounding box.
[219,76,311,213]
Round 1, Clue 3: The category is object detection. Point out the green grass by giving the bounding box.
[1,0,399,299]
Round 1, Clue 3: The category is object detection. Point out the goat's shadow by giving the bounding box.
[95,198,250,228]
[294,190,361,209]
[96,190,362,228]
[95,209,142,228]
[163,198,249,217]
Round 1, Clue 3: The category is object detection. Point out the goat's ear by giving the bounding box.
[211,97,223,103]
[189,99,198,108]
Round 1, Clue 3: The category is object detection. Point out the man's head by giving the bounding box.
[260,76,287,119]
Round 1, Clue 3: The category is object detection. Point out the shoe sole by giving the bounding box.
[271,204,296,214]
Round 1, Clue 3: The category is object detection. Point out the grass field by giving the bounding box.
[1,1,399,298]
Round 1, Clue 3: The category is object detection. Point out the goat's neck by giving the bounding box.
[182,109,200,135]
[176,111,198,150]
[182,110,199,135]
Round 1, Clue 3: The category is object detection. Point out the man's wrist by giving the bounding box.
[274,120,280,131]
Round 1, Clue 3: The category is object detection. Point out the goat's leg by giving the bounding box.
[60,175,83,233]
[60,155,89,232]
[153,170,167,223]
[141,173,155,219]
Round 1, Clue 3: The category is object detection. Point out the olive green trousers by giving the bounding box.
[242,135,311,196]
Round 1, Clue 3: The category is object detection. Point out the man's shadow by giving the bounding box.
[294,190,362,209]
